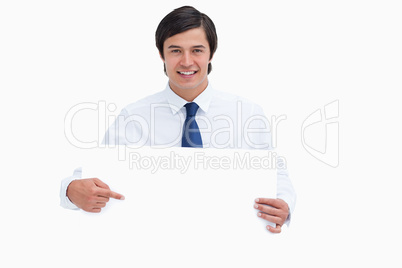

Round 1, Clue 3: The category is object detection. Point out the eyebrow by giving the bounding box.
[167,45,206,49]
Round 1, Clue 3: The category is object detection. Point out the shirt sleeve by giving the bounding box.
[59,167,82,210]
[102,108,131,145]
[276,157,297,226]
[251,103,296,225]
[60,108,130,210]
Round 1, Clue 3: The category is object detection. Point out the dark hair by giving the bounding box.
[155,6,218,75]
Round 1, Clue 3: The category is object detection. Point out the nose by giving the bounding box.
[180,51,194,67]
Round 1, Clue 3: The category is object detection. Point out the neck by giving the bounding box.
[169,80,208,102]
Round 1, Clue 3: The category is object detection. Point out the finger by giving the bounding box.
[82,206,102,213]
[90,208,102,213]
[95,196,110,203]
[97,188,125,200]
[254,203,288,225]
[267,224,282,234]
[95,202,107,208]
[254,203,280,215]
[84,194,109,205]
[255,198,281,208]
[257,212,282,225]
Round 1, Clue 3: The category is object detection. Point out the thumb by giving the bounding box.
[267,224,282,234]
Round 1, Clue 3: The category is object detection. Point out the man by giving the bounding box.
[60,6,296,233]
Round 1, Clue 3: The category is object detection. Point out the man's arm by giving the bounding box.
[67,178,125,213]
[253,150,297,233]
[246,104,296,233]
[60,107,129,212]
[60,167,82,210]
[60,168,125,213]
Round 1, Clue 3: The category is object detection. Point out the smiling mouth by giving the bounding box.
[178,71,197,75]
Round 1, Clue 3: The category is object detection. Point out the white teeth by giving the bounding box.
[179,71,195,75]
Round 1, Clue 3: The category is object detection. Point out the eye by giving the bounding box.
[193,49,203,53]
[171,49,181,53]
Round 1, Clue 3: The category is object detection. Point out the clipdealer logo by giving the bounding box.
[127,150,287,174]
[301,100,339,168]
[64,99,340,168]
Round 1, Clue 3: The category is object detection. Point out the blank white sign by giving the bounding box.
[60,147,278,267]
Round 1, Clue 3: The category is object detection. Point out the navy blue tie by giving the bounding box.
[182,102,203,148]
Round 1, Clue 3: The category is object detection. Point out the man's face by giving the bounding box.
[162,27,212,97]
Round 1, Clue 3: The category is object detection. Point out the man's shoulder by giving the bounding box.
[122,90,167,114]
[212,88,265,114]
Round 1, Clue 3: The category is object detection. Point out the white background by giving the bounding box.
[1,0,401,267]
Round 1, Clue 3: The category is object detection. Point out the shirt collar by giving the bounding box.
[164,82,214,115]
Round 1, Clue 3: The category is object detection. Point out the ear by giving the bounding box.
[209,53,214,63]
[159,52,165,62]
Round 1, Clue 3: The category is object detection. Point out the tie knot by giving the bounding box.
[184,102,199,117]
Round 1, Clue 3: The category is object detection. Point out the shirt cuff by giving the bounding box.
[59,167,82,210]
[276,166,297,227]
[282,201,293,226]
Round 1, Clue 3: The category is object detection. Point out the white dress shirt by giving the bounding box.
[60,83,296,223]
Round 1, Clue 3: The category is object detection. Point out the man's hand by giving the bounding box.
[254,198,289,234]
[67,178,125,213]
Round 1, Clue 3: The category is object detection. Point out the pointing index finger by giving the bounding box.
[98,188,125,200]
